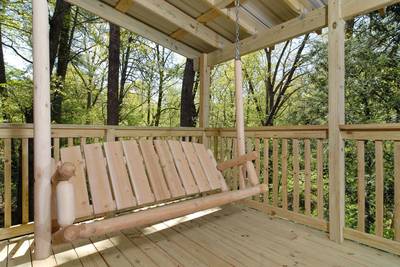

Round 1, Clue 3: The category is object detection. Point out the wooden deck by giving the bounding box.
[2,205,400,267]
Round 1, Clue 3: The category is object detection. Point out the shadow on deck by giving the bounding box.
[2,205,400,266]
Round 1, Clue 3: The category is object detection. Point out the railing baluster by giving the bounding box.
[263,138,269,203]
[317,139,324,219]
[53,137,60,162]
[272,139,279,207]
[293,139,300,213]
[304,139,311,216]
[68,137,74,147]
[255,138,260,177]
[281,139,288,210]
[357,140,365,232]
[395,142,400,241]
[4,138,12,227]
[375,140,384,237]
[213,135,219,161]
[22,138,29,224]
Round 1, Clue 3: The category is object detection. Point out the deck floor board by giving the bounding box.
[2,205,400,266]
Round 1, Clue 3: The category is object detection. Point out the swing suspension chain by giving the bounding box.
[235,0,240,60]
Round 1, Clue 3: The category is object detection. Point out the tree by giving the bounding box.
[180,58,198,127]
[244,34,310,126]
[107,23,120,125]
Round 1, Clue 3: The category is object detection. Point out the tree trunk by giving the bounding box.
[0,22,5,95]
[107,23,120,125]
[52,5,73,123]
[180,58,197,127]
[49,0,71,74]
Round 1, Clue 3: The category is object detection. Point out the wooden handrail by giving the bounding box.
[216,151,258,172]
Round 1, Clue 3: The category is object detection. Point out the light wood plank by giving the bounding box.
[317,139,324,219]
[375,140,384,237]
[395,142,400,241]
[167,140,200,195]
[357,141,365,232]
[159,226,231,267]
[68,138,74,147]
[21,139,29,224]
[4,139,11,227]
[123,229,180,267]
[122,140,155,205]
[83,144,115,214]
[193,143,221,190]
[181,142,211,192]
[144,227,208,267]
[52,242,82,266]
[281,139,288,209]
[65,0,200,59]
[134,0,231,49]
[328,0,346,243]
[154,140,186,197]
[60,146,93,218]
[207,149,229,191]
[90,236,132,267]
[139,140,171,201]
[304,139,311,216]
[255,138,261,176]
[115,0,133,12]
[263,138,269,203]
[272,139,279,206]
[107,232,157,267]
[104,142,137,209]
[72,239,107,267]
[8,237,31,267]
[293,139,300,213]
[53,138,60,162]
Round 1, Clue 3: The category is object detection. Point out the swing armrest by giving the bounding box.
[217,151,258,172]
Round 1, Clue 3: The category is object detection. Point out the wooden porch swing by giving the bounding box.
[51,140,265,244]
[38,0,265,257]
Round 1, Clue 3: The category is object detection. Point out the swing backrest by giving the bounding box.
[59,140,228,220]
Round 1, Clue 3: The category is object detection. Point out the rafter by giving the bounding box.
[115,0,133,12]
[208,0,400,66]
[202,0,260,34]
[133,0,231,49]
[65,0,201,59]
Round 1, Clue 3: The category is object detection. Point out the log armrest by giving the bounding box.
[51,162,75,184]
[217,151,258,172]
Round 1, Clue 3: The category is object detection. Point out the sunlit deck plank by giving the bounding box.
[2,205,400,266]
[7,236,31,267]
[106,232,158,267]
[122,228,180,267]
[52,242,82,266]
[90,235,132,266]
[71,239,107,267]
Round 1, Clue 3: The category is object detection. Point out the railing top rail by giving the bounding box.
[340,123,400,131]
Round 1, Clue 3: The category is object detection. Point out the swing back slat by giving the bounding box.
[60,140,226,221]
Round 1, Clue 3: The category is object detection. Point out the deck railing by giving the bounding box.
[0,123,399,255]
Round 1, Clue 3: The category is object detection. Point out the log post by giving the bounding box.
[328,0,345,243]
[199,53,210,147]
[33,0,52,259]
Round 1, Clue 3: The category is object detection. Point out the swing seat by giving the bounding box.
[52,140,266,244]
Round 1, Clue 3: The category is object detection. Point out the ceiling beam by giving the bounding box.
[65,0,201,59]
[341,0,400,20]
[202,0,260,34]
[133,0,232,49]
[208,0,400,66]
[207,7,326,66]
[115,0,133,12]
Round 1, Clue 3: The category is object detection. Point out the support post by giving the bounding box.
[328,0,345,243]
[33,0,52,259]
[199,53,210,146]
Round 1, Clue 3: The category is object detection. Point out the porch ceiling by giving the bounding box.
[64,0,398,64]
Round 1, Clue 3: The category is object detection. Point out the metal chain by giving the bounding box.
[235,0,240,60]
